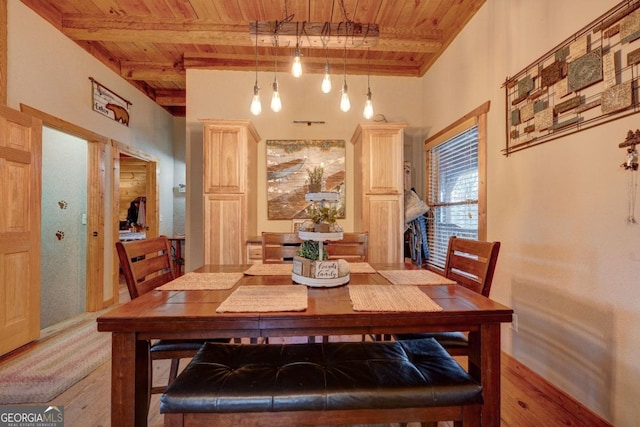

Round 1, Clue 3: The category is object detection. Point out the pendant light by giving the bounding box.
[291,46,302,78]
[291,23,303,78]
[271,40,282,112]
[321,48,332,93]
[363,50,374,119]
[249,22,262,116]
[340,45,350,112]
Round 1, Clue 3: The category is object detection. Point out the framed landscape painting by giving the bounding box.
[266,139,346,220]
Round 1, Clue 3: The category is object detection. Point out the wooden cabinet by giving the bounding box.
[351,122,407,264]
[201,120,260,264]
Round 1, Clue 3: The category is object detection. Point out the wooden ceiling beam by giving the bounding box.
[155,89,186,106]
[183,53,421,77]
[120,61,185,82]
[60,16,442,53]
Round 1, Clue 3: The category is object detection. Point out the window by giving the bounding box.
[424,102,489,269]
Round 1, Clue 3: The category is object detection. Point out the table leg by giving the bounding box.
[468,323,501,426]
[111,332,150,427]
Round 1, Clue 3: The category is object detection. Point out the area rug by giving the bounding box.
[0,320,111,404]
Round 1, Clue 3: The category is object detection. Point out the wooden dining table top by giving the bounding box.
[97,263,512,338]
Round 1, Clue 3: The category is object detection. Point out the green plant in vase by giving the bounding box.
[306,166,324,193]
[296,240,328,261]
[305,204,338,232]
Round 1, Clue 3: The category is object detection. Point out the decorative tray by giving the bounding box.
[298,231,343,241]
[292,273,350,288]
[305,192,340,202]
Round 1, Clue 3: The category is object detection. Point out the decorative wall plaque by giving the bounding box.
[90,77,131,126]
[520,102,534,122]
[627,47,640,65]
[620,8,640,43]
[554,96,583,114]
[604,24,621,38]
[569,35,589,59]
[535,108,554,131]
[603,50,617,88]
[504,0,640,155]
[567,48,603,92]
[601,81,633,113]
[554,79,569,98]
[541,61,564,87]
[511,109,521,126]
[518,76,534,97]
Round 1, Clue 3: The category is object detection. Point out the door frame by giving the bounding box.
[112,141,159,300]
[20,103,110,311]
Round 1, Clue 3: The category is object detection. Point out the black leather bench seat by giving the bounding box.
[160,338,483,415]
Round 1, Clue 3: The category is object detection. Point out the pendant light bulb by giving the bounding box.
[291,47,302,78]
[340,81,351,112]
[250,83,262,116]
[363,88,374,119]
[271,80,282,112]
[321,62,332,93]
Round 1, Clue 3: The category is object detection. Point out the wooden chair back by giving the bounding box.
[325,232,369,262]
[116,235,175,299]
[443,236,500,297]
[261,232,304,263]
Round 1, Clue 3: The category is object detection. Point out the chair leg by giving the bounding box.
[169,358,180,384]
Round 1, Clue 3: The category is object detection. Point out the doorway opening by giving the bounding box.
[112,143,159,302]
[40,127,88,329]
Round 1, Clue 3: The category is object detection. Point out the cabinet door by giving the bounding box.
[363,194,404,264]
[363,130,403,194]
[203,127,245,193]
[203,194,245,264]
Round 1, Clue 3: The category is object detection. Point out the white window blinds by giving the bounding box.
[426,126,479,269]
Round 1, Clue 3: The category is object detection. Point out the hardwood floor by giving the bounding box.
[1,285,611,426]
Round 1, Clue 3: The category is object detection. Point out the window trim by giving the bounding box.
[424,101,490,242]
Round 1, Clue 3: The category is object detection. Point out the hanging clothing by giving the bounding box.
[126,201,139,226]
[407,215,429,265]
[137,198,146,227]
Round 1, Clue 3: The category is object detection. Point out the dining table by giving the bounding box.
[97,262,512,427]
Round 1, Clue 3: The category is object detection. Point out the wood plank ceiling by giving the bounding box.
[20,0,486,117]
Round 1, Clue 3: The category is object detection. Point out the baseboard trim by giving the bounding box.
[502,352,613,426]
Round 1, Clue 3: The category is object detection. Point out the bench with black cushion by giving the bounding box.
[160,338,483,427]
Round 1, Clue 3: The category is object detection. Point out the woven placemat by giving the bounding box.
[156,272,243,291]
[349,285,443,312]
[216,285,307,313]
[377,269,456,285]
[348,262,376,274]
[244,263,293,276]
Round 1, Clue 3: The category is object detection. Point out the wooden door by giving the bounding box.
[0,105,42,355]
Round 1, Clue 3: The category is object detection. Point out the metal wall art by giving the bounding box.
[504,0,640,155]
[89,77,131,126]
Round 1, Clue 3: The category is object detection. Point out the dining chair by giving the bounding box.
[325,232,369,262]
[261,232,304,263]
[393,236,501,356]
[115,236,228,400]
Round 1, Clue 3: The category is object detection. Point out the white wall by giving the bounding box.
[8,2,177,303]
[421,0,638,424]
[185,69,425,270]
